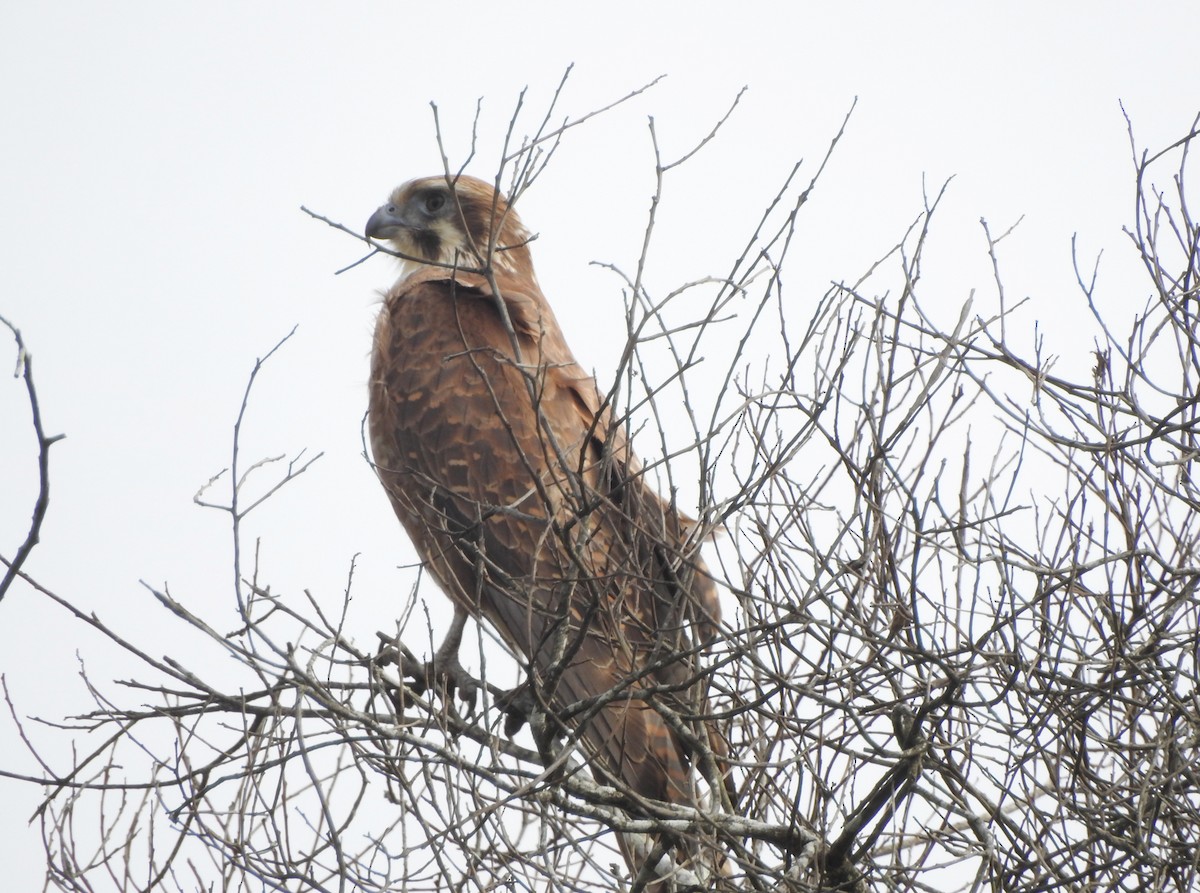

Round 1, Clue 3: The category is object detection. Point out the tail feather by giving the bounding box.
[546,643,729,890]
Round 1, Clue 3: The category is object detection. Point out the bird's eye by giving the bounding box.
[424,193,446,214]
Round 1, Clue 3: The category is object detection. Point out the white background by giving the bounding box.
[2,3,1197,888]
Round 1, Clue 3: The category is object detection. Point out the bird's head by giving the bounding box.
[365,174,536,280]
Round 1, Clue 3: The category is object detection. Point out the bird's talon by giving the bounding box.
[422,653,481,710]
[496,682,535,736]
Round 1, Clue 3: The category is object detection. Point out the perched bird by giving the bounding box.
[365,174,727,883]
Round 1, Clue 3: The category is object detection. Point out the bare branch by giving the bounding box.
[0,315,65,603]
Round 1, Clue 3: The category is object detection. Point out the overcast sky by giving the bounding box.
[2,3,1198,888]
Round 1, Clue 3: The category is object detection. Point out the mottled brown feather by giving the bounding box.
[367,176,725,819]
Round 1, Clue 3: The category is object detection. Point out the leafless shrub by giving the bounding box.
[4,77,1200,893]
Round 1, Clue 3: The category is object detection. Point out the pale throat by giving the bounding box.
[393,228,479,282]
[393,223,533,282]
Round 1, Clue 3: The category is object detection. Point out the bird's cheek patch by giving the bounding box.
[413,229,443,262]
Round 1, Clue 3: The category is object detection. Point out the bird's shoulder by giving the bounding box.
[380,267,551,337]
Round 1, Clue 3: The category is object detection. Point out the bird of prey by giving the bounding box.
[364,173,728,881]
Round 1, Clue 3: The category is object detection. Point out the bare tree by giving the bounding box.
[3,78,1199,892]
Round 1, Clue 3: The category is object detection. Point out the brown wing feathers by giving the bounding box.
[366,175,724,837]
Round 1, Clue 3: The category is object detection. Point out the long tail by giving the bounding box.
[550,645,731,891]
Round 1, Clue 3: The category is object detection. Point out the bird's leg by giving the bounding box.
[420,605,481,705]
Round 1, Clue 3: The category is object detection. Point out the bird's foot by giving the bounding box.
[373,635,480,709]
[420,648,481,707]
[494,682,536,736]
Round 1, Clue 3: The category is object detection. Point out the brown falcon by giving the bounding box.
[364,174,728,879]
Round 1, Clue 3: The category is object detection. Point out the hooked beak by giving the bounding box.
[365,204,407,240]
